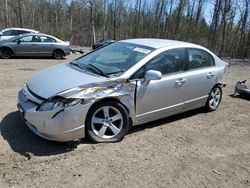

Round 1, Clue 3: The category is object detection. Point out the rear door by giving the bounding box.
[37,36,58,56]
[180,48,217,110]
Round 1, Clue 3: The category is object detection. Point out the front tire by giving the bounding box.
[205,86,222,111]
[0,48,13,59]
[86,101,129,143]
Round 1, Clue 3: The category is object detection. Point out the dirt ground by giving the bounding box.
[0,54,249,188]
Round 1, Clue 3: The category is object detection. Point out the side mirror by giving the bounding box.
[144,70,162,82]
[17,39,21,44]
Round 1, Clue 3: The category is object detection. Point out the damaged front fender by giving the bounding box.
[56,79,137,119]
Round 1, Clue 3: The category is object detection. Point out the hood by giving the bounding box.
[27,63,107,99]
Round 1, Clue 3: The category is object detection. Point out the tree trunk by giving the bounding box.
[5,0,9,27]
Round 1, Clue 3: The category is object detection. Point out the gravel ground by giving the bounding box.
[0,55,249,188]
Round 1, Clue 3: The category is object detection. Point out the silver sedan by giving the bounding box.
[0,33,70,59]
[17,39,227,142]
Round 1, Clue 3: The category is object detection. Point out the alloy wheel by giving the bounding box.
[209,87,222,110]
[91,106,123,139]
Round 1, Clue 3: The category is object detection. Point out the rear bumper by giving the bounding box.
[17,89,92,142]
[64,50,71,56]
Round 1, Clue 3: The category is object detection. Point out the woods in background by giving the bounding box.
[0,0,249,59]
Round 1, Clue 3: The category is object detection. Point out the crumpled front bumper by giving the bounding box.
[17,89,92,142]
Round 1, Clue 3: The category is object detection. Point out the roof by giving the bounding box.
[1,27,39,32]
[120,38,196,49]
[3,33,63,43]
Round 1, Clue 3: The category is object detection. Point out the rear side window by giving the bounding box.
[2,30,14,36]
[17,30,31,35]
[188,49,214,70]
[40,36,57,43]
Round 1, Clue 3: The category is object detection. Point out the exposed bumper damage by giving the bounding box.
[234,80,250,98]
[17,79,136,142]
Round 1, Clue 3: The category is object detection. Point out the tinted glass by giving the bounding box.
[188,49,214,69]
[131,48,186,79]
[146,48,185,75]
[2,30,13,36]
[17,30,30,35]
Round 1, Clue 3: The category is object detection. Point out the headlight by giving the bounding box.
[38,98,82,111]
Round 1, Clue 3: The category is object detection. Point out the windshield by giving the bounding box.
[70,42,154,77]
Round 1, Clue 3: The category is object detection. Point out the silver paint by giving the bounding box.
[17,39,227,141]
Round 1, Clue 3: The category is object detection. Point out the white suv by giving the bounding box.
[0,28,39,40]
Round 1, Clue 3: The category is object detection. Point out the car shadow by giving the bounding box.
[130,108,206,134]
[0,111,86,158]
[1,108,206,158]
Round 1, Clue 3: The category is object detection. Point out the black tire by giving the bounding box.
[86,100,129,143]
[53,49,64,59]
[205,86,222,111]
[0,47,13,59]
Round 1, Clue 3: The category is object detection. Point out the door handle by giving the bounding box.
[207,72,215,78]
[175,78,186,85]
[49,44,54,47]
[32,44,37,46]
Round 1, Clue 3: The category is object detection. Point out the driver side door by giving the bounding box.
[14,35,40,56]
[133,48,187,124]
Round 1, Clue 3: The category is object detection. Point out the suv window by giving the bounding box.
[131,48,186,79]
[188,49,214,70]
[17,30,31,35]
[2,30,14,36]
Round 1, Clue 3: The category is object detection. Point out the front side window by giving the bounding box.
[70,42,154,77]
[16,35,41,42]
[18,36,33,42]
[131,48,186,79]
[188,49,214,70]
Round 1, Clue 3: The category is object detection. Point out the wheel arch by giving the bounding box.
[0,46,15,56]
[85,97,132,126]
[210,82,225,93]
[53,48,65,56]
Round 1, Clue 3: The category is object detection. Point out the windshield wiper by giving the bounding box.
[107,70,124,75]
[70,61,84,70]
[87,64,109,78]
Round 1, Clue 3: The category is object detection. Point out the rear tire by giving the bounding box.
[53,49,64,60]
[205,86,222,111]
[86,101,129,143]
[0,48,13,59]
